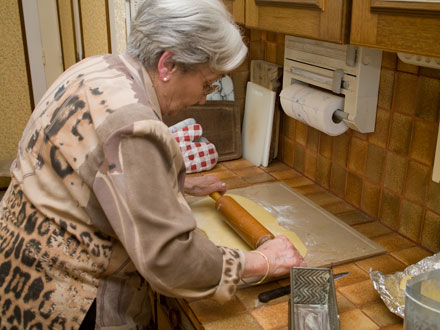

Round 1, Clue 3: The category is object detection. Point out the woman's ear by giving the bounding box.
[157,51,176,82]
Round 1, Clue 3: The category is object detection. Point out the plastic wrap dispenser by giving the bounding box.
[283,35,383,133]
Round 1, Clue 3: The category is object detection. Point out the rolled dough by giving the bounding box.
[190,194,307,257]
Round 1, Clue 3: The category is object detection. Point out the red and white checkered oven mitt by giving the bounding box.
[169,118,218,173]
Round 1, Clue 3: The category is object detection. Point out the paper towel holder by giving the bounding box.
[283,35,383,133]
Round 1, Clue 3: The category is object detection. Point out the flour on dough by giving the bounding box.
[190,194,307,257]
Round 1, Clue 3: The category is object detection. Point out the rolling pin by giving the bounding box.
[209,192,274,249]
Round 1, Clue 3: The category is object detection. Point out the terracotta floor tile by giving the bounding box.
[333,263,370,288]
[221,158,255,170]
[336,291,356,313]
[236,282,283,310]
[222,177,249,189]
[262,161,291,173]
[243,173,276,185]
[210,169,237,180]
[250,302,289,329]
[352,222,392,238]
[204,312,263,330]
[339,309,380,330]
[322,201,355,215]
[390,246,433,266]
[362,301,402,327]
[337,211,375,226]
[304,191,342,207]
[338,279,381,306]
[355,254,406,274]
[282,176,314,188]
[235,167,266,177]
[371,233,415,252]
[189,296,247,323]
[291,184,324,195]
[269,169,301,180]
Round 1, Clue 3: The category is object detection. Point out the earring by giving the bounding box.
[163,77,168,82]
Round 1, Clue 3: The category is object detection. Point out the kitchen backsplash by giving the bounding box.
[246,29,440,253]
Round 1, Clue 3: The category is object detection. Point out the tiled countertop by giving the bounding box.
[179,158,434,330]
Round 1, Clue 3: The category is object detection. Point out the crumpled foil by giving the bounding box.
[370,252,440,318]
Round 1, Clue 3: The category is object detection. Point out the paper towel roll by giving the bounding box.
[280,83,348,136]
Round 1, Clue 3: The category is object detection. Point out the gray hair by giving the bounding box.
[126,0,247,73]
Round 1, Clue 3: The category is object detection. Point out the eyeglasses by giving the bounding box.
[199,71,223,96]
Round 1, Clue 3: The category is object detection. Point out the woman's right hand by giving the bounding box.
[242,235,306,280]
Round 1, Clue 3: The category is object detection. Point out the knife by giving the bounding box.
[257,271,349,303]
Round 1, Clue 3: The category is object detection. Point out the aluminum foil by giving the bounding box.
[370,252,440,318]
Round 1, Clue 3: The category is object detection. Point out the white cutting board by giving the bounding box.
[242,82,276,167]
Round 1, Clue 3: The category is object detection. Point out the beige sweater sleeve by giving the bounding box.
[93,117,244,301]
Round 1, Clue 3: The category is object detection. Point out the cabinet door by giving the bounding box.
[351,0,440,57]
[245,0,350,44]
[223,0,245,24]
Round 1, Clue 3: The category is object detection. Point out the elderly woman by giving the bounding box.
[0,0,304,328]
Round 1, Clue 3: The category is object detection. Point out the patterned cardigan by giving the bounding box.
[0,53,244,329]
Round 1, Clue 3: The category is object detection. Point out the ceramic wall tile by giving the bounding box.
[368,108,391,149]
[293,143,305,173]
[409,119,437,166]
[330,163,347,198]
[332,132,351,167]
[316,156,331,189]
[319,132,333,159]
[399,199,423,242]
[394,72,418,115]
[383,152,407,194]
[378,69,395,110]
[421,211,440,252]
[307,127,319,153]
[282,115,296,139]
[295,121,308,146]
[379,190,401,230]
[280,136,295,168]
[427,180,440,213]
[404,160,430,204]
[361,180,381,218]
[345,172,363,207]
[388,112,413,156]
[365,144,386,184]
[304,150,317,180]
[348,137,368,176]
[415,76,440,121]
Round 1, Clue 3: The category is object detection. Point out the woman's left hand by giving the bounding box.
[184,175,227,196]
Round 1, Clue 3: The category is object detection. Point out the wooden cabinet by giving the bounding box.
[245,0,351,44]
[223,0,245,25]
[351,0,440,57]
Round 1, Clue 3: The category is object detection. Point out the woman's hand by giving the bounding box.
[184,175,227,196]
[242,235,306,279]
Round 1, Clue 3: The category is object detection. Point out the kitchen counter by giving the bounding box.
[166,158,434,330]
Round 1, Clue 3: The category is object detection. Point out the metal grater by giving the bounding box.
[289,267,341,330]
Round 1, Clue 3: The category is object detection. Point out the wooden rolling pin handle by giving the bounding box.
[209,192,274,249]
